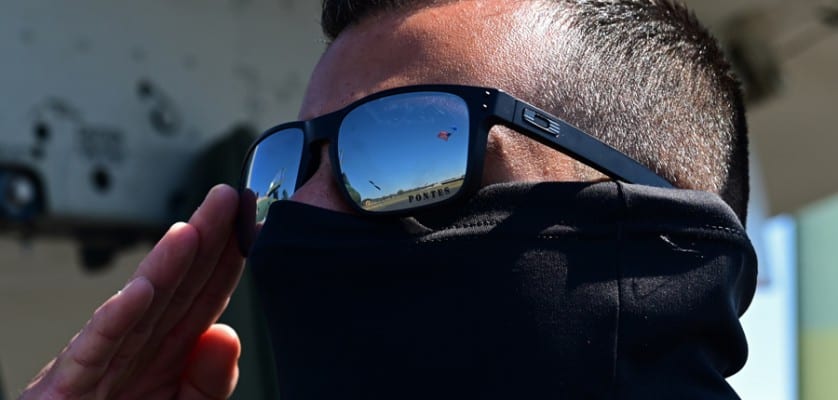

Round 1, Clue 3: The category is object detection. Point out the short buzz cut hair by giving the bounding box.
[321,0,750,222]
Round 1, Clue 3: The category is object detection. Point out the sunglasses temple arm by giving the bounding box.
[496,97,674,189]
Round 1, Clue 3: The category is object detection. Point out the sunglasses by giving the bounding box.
[236,84,672,253]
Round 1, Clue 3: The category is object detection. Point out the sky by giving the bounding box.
[728,215,797,399]
[338,92,469,200]
[247,92,471,203]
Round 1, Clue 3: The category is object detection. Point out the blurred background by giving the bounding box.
[0,0,835,398]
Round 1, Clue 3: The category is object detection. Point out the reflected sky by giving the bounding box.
[246,128,304,221]
[338,92,469,201]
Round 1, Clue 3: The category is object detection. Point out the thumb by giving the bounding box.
[179,324,241,399]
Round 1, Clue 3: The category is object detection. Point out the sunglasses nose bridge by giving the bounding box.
[301,113,343,180]
[289,148,358,215]
[295,137,337,191]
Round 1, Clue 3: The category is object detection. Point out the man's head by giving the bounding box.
[247,4,759,394]
[292,0,748,220]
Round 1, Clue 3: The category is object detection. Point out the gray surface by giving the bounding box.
[686,0,838,214]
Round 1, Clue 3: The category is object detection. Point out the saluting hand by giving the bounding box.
[20,185,245,400]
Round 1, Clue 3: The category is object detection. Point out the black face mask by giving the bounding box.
[249,181,757,399]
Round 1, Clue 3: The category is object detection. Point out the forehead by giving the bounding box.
[298,1,526,121]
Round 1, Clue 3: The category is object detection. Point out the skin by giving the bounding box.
[21,1,584,398]
[21,185,243,400]
[293,0,579,212]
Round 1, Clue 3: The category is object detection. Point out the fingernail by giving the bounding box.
[169,221,188,232]
[206,184,227,200]
[119,277,139,295]
[118,277,150,297]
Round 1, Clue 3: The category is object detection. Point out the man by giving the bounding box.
[20,0,756,399]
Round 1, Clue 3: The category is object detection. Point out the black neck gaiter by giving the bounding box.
[249,181,757,399]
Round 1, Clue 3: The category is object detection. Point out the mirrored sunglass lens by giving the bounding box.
[337,92,469,212]
[245,127,305,223]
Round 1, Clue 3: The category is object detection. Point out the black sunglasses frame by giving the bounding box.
[237,84,672,252]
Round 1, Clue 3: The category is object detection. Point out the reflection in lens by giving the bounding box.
[338,92,469,212]
[245,128,304,223]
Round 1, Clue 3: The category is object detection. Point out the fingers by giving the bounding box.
[107,185,241,394]
[179,324,241,400]
[21,185,243,400]
[139,185,240,355]
[104,221,200,372]
[32,277,154,397]
[151,229,245,370]
[178,231,245,340]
